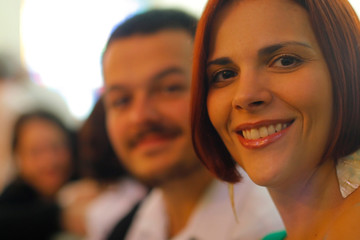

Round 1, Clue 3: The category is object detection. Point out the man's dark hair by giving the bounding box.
[106,9,198,48]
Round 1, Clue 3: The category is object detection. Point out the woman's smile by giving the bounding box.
[234,119,294,149]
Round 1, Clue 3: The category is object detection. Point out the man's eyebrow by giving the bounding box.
[103,67,185,96]
[150,66,185,82]
[258,41,312,57]
[207,57,234,67]
[104,85,125,96]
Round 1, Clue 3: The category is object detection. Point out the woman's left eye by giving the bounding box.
[270,54,303,68]
[211,70,237,84]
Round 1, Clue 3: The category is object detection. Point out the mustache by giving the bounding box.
[127,122,183,149]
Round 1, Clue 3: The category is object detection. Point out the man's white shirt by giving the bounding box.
[125,171,284,240]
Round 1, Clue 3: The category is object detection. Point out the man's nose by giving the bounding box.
[128,93,159,124]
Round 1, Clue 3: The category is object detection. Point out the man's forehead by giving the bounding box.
[103,30,193,91]
[104,30,193,63]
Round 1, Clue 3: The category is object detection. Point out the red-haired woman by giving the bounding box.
[191,0,360,239]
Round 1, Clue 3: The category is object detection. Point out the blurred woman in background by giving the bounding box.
[0,110,74,240]
[0,52,78,192]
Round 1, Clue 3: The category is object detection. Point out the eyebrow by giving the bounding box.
[207,57,234,67]
[207,41,312,67]
[258,41,312,57]
[104,85,124,96]
[104,66,185,95]
[150,66,185,82]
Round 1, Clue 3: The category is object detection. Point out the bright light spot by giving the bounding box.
[21,0,144,120]
[349,0,360,17]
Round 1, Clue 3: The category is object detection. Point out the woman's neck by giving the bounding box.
[268,159,344,240]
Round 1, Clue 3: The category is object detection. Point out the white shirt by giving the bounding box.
[86,178,148,240]
[125,172,284,240]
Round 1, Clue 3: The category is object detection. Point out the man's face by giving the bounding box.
[103,30,201,186]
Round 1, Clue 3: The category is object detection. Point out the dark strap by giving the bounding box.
[106,201,142,240]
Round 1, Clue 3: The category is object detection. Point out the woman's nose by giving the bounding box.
[231,71,273,112]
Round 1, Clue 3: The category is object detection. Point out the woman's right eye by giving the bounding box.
[211,70,237,84]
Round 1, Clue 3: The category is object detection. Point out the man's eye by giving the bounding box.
[211,70,237,83]
[111,96,131,108]
[163,84,185,93]
[155,84,186,96]
[271,55,303,68]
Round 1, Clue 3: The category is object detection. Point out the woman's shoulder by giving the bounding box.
[262,230,286,240]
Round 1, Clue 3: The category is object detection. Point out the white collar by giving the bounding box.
[126,188,168,240]
[336,149,360,198]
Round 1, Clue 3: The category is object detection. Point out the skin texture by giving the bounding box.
[205,0,360,239]
[103,29,213,236]
[16,118,71,198]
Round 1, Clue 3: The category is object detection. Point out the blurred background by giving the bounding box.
[0,0,359,123]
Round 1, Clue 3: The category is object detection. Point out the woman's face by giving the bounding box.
[206,0,333,187]
[16,118,71,197]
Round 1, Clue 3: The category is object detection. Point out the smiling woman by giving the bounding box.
[191,0,360,239]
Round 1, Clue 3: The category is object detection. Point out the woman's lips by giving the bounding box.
[235,120,294,149]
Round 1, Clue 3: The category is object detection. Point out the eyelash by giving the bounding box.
[210,69,238,85]
[111,96,131,108]
[269,54,303,69]
[158,83,186,93]
[208,54,304,85]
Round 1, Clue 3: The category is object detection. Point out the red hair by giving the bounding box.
[191,0,360,182]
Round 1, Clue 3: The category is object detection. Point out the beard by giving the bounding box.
[133,155,204,187]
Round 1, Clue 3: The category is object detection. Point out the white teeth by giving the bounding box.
[242,123,289,140]
[251,129,260,140]
[268,125,275,135]
[275,123,282,132]
[259,126,268,138]
[245,129,251,139]
[243,130,248,139]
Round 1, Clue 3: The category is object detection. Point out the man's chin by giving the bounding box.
[133,169,172,187]
[132,161,204,187]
